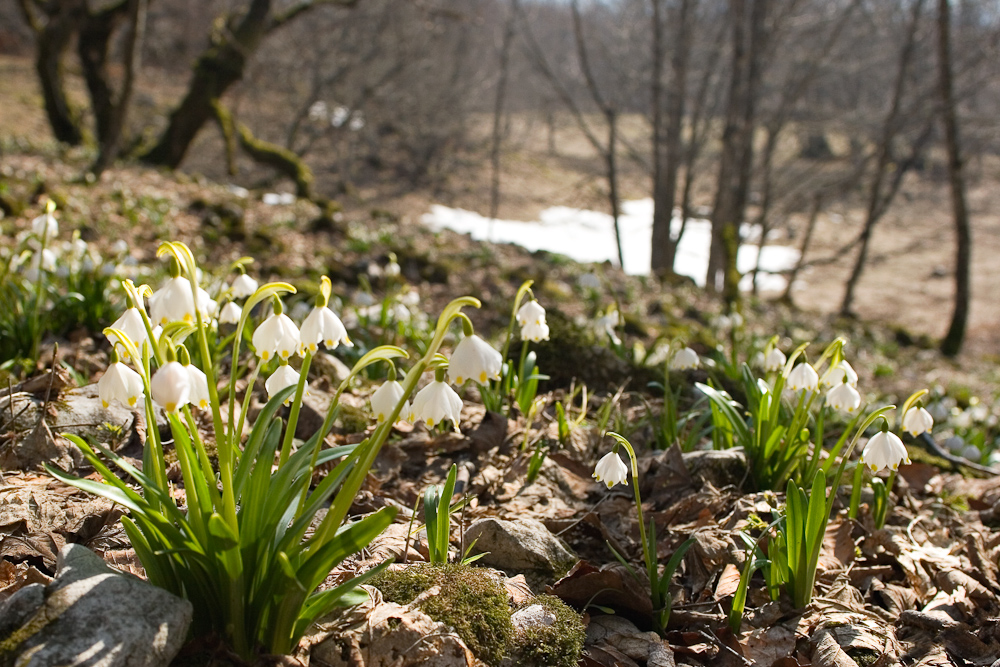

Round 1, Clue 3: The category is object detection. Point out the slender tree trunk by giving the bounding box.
[608,110,624,268]
[93,0,147,175]
[708,0,766,302]
[488,0,519,233]
[840,0,925,316]
[936,0,971,356]
[23,0,85,145]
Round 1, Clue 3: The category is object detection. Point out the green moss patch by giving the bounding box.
[371,563,513,665]
[509,595,586,667]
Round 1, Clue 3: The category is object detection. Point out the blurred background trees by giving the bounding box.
[2,0,997,354]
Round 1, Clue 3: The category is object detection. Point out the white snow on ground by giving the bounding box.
[421,198,800,292]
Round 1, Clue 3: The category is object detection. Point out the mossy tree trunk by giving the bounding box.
[139,0,356,169]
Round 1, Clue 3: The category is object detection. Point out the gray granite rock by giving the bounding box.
[463,517,576,581]
[0,544,192,667]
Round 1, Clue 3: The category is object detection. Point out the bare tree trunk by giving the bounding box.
[488,0,519,231]
[77,1,129,149]
[139,0,274,167]
[608,110,624,268]
[93,0,147,176]
[707,0,767,303]
[651,0,694,277]
[840,0,926,317]
[18,0,85,145]
[936,0,971,357]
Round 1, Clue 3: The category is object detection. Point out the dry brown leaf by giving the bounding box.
[715,563,742,600]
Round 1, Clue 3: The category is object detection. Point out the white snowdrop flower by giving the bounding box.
[299,306,352,353]
[252,312,300,361]
[111,240,129,255]
[107,307,150,361]
[671,347,700,371]
[448,335,503,385]
[185,364,211,410]
[31,212,58,239]
[826,382,861,413]
[597,310,621,345]
[593,451,629,489]
[197,288,218,320]
[370,380,405,423]
[521,320,550,342]
[861,431,910,473]
[150,361,190,413]
[901,407,934,437]
[265,364,306,405]
[786,363,819,392]
[517,300,546,328]
[953,409,972,430]
[764,348,786,373]
[219,301,242,325]
[821,360,858,388]
[400,289,420,307]
[385,260,401,278]
[231,274,258,299]
[410,381,463,430]
[98,362,144,409]
[149,276,197,325]
[39,248,56,272]
[752,351,766,368]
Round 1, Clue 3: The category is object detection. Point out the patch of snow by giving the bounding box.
[420,198,799,292]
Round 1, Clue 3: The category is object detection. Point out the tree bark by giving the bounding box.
[650,0,693,277]
[77,1,130,148]
[92,0,147,175]
[936,0,972,357]
[139,0,274,167]
[20,0,86,145]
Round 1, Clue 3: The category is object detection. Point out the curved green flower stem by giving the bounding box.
[232,363,263,458]
[606,433,659,619]
[27,222,51,364]
[140,345,168,500]
[500,281,533,414]
[848,461,864,519]
[311,297,481,552]
[278,351,313,467]
[182,406,221,505]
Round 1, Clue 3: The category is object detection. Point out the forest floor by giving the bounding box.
[3,54,1000,667]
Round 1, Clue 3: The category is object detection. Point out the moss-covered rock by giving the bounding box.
[506,595,585,667]
[371,563,513,666]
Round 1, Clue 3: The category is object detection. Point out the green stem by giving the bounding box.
[609,434,659,613]
[848,461,863,520]
[278,351,313,466]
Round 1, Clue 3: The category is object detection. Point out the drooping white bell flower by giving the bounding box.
[231,274,259,299]
[448,335,502,385]
[593,451,629,489]
[786,362,819,392]
[265,364,307,405]
[826,382,861,413]
[31,212,58,239]
[671,347,700,371]
[299,306,352,353]
[821,360,858,388]
[521,320,550,342]
[517,300,546,328]
[901,407,934,437]
[149,276,197,325]
[370,380,405,423]
[252,312,301,361]
[98,362,144,409]
[219,301,242,325]
[410,380,463,429]
[861,431,910,473]
[107,308,150,360]
[764,348,786,373]
[185,364,211,410]
[150,361,191,412]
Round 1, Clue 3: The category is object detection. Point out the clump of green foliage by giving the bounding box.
[371,563,514,665]
[509,595,585,667]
